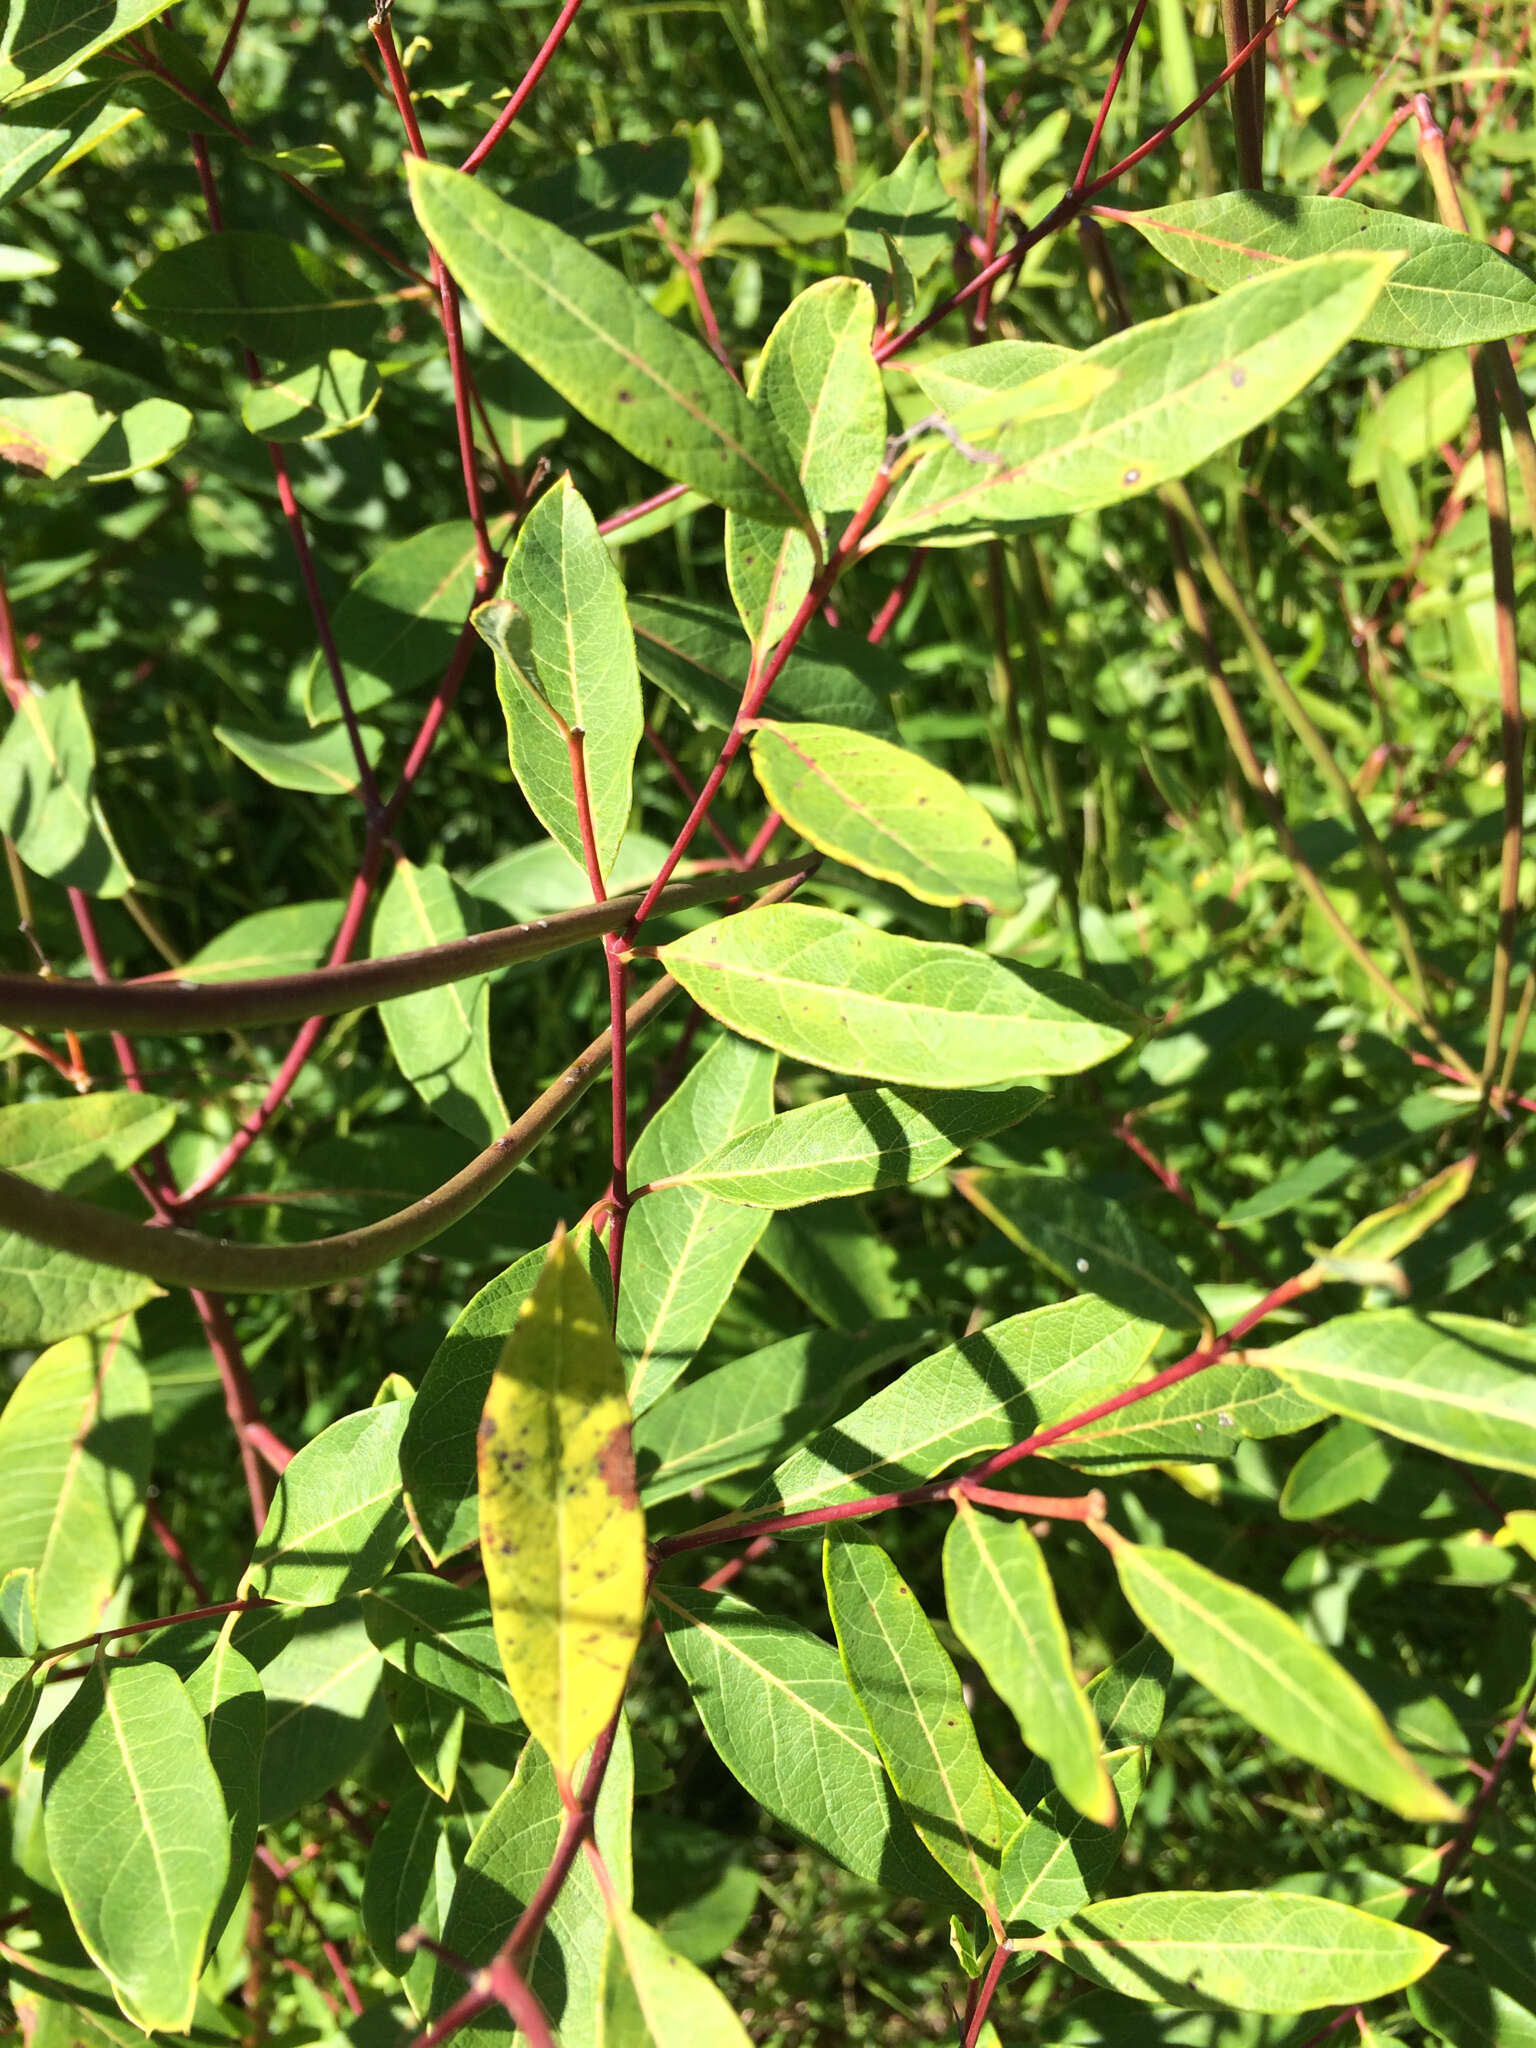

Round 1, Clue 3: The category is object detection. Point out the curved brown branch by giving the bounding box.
[0,859,803,1037]
[0,975,679,1293]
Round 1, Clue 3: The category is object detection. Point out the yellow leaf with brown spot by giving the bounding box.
[477,1231,645,1778]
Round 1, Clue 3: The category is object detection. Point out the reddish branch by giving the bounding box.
[656,1266,1322,1557]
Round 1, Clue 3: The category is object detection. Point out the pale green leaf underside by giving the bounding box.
[620,1032,777,1415]
[372,859,509,1148]
[1117,192,1536,348]
[659,902,1135,1086]
[485,474,642,879]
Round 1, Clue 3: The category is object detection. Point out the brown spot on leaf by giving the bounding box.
[1,437,48,473]
[597,1423,638,1510]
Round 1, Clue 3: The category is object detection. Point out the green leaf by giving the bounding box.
[597,1905,754,2045]
[0,1323,151,1644]
[182,1639,265,1951]
[824,1526,1007,1906]
[232,1599,384,1826]
[619,1031,777,1415]
[845,134,958,300]
[660,903,1134,1086]
[670,1084,1039,1207]
[749,721,1021,910]
[1349,352,1474,485]
[384,1666,465,1800]
[243,1399,412,1604]
[1264,1310,1536,1479]
[903,339,1077,415]
[240,350,381,441]
[1036,1889,1442,2011]
[1110,1540,1459,1820]
[177,899,344,982]
[372,859,509,1148]
[478,475,642,879]
[118,232,387,357]
[873,251,1398,545]
[633,1321,924,1505]
[470,833,666,923]
[401,1230,609,1562]
[1279,1418,1395,1521]
[362,1574,522,1728]
[0,0,164,102]
[214,718,384,796]
[656,1584,962,1904]
[631,594,897,736]
[1000,1745,1146,1932]
[0,388,191,481]
[44,1661,229,2032]
[364,1780,469,1991]
[510,135,690,244]
[1056,1359,1317,1471]
[428,1717,633,2044]
[478,1231,645,1778]
[0,1090,174,1192]
[750,1296,1159,1520]
[944,1501,1112,1825]
[0,682,132,895]
[0,80,131,207]
[0,1232,161,1347]
[757,1196,905,1330]
[726,278,884,652]
[407,159,808,526]
[1410,1959,1536,2046]
[1399,1160,1536,1301]
[957,1170,1205,1332]
[1115,193,1536,348]
[307,517,512,723]
[1220,1092,1471,1226]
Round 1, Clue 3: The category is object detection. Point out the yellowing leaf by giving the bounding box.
[477,1231,645,1779]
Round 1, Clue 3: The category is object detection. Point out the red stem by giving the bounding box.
[962,1940,1010,2048]
[458,0,587,176]
[1071,0,1152,191]
[623,463,893,937]
[656,1266,1320,1556]
[145,1500,210,1604]
[371,13,498,593]
[874,0,1307,363]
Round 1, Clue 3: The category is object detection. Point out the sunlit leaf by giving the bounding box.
[749,720,1021,909]
[944,1500,1111,1824]
[408,159,808,526]
[1111,1539,1459,1820]
[659,903,1135,1086]
[478,1232,645,1778]
[44,1660,229,2031]
[1036,1889,1442,2011]
[825,1526,1009,1905]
